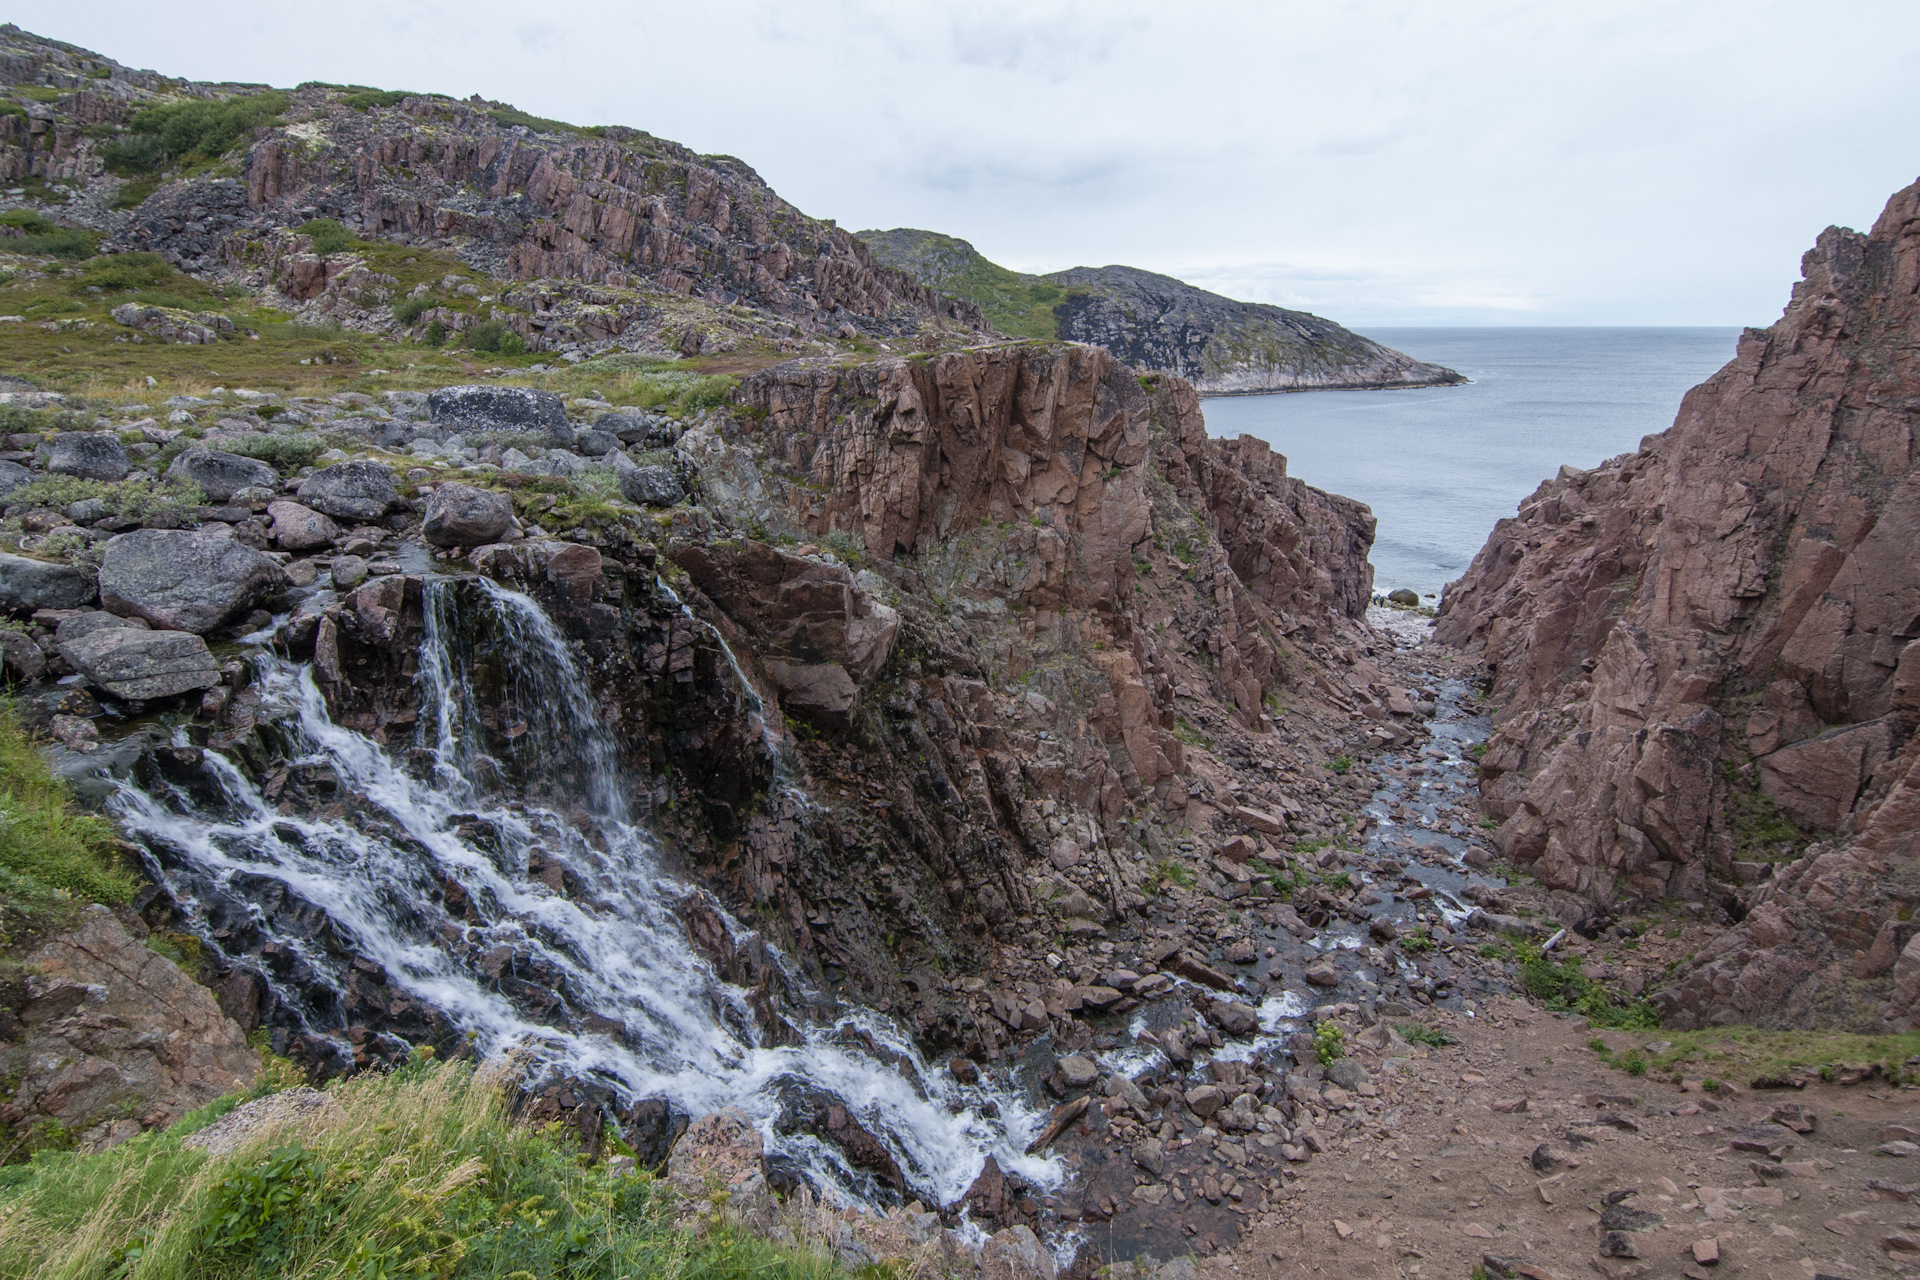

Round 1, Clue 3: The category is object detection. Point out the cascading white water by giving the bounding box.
[115,576,1057,1209]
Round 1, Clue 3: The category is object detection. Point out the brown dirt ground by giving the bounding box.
[1209,995,1920,1280]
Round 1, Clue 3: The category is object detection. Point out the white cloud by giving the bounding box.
[30,0,1920,325]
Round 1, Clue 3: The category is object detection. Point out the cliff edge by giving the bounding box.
[1435,177,1920,1030]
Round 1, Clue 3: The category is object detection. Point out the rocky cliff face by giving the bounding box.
[1434,178,1920,1030]
[858,229,1463,394]
[0,25,983,359]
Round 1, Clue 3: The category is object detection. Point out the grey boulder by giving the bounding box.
[296,461,398,522]
[426,385,568,443]
[48,432,130,482]
[166,447,278,502]
[57,627,219,700]
[0,459,31,499]
[98,528,289,633]
[266,500,340,552]
[422,483,514,546]
[572,429,619,457]
[0,628,45,681]
[620,464,684,507]
[0,551,97,611]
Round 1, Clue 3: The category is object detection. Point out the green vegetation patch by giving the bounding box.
[0,1055,844,1280]
[120,90,291,170]
[487,104,607,138]
[853,230,1084,340]
[1513,936,1659,1029]
[0,212,97,261]
[1590,1025,1920,1088]
[0,703,136,955]
[4,475,204,525]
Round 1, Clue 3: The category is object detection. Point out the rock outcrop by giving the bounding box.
[859,229,1462,394]
[0,907,259,1154]
[0,25,985,359]
[1435,177,1920,1029]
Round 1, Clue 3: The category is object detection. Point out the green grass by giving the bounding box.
[1397,1022,1456,1048]
[0,703,137,955]
[299,220,354,256]
[1512,936,1658,1029]
[853,229,1082,340]
[0,1055,846,1280]
[1592,1026,1920,1087]
[0,211,97,260]
[487,105,607,138]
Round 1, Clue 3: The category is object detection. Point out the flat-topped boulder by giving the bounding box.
[47,432,129,481]
[166,447,278,501]
[427,385,569,443]
[57,625,220,700]
[296,461,399,522]
[99,527,288,633]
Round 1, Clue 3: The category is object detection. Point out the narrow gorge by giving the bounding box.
[1,21,1918,1280]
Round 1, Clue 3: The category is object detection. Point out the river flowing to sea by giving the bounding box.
[1201,327,1742,601]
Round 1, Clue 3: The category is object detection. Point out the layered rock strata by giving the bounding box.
[1435,179,1920,1029]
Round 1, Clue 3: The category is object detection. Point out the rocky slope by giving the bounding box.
[0,25,984,361]
[1434,178,1920,1031]
[858,229,1463,394]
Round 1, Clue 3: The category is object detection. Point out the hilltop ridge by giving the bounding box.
[858,227,1463,395]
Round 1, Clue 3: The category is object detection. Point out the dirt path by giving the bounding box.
[1211,994,1920,1280]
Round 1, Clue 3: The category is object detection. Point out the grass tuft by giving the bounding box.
[0,1055,842,1280]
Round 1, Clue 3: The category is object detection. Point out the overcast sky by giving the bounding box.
[27,1,1920,326]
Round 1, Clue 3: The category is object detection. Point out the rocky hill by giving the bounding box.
[1434,177,1920,1032]
[0,25,984,363]
[858,228,1463,394]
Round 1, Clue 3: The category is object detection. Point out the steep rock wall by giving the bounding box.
[1434,179,1920,1028]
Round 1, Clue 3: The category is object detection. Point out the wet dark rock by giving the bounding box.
[773,1078,907,1197]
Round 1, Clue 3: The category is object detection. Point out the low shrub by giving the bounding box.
[391,296,432,325]
[5,475,204,522]
[0,211,96,260]
[1313,1020,1346,1066]
[218,434,324,474]
[465,320,525,355]
[124,90,290,166]
[74,252,178,293]
[299,219,354,256]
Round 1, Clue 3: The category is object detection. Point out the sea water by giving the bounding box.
[1200,327,1742,600]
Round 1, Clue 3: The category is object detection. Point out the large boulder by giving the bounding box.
[266,500,340,551]
[98,528,288,633]
[0,459,31,499]
[296,461,398,522]
[0,551,96,611]
[57,626,220,700]
[165,447,278,502]
[422,483,514,546]
[426,385,569,444]
[47,432,129,482]
[666,1107,772,1229]
[619,464,684,507]
[0,908,258,1148]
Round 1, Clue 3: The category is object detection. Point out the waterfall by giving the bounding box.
[115,576,1056,1209]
